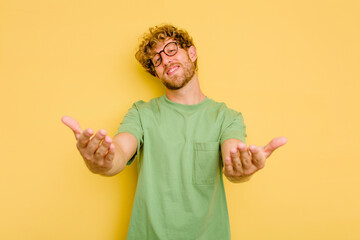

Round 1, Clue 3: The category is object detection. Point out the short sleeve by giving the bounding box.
[116,103,144,165]
[220,110,247,145]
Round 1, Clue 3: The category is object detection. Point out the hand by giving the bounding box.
[222,137,287,182]
[61,116,116,175]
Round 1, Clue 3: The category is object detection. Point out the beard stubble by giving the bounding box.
[160,57,196,90]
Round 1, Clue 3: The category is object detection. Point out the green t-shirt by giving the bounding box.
[116,95,246,240]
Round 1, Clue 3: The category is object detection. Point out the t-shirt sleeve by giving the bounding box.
[220,109,247,145]
[116,103,144,166]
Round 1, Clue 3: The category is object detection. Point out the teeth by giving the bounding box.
[168,66,178,74]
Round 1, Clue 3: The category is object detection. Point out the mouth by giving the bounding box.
[166,65,180,76]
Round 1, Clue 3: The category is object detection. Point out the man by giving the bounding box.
[62,24,287,240]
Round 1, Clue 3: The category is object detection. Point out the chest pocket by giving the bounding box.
[193,142,221,185]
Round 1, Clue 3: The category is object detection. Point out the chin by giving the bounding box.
[162,77,191,90]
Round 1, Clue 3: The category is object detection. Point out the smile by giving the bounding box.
[166,65,180,75]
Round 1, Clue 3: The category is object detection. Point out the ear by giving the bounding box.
[187,46,197,63]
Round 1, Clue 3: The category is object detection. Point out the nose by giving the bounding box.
[160,51,173,66]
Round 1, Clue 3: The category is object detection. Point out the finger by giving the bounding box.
[249,145,265,168]
[77,128,94,149]
[230,147,243,174]
[222,156,235,175]
[104,143,115,163]
[94,136,112,161]
[263,136,287,158]
[85,129,107,155]
[237,142,252,169]
[61,116,83,140]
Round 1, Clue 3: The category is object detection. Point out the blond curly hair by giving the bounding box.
[135,24,197,76]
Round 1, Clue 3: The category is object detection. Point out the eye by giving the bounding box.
[153,55,161,66]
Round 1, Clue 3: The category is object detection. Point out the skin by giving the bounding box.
[152,38,287,182]
[153,41,196,91]
[153,38,206,105]
[62,37,287,181]
[221,137,287,182]
[61,116,137,176]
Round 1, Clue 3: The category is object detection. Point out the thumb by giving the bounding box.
[263,136,287,158]
[61,116,83,140]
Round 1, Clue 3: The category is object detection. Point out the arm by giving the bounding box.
[108,132,138,176]
[221,137,287,183]
[61,116,138,176]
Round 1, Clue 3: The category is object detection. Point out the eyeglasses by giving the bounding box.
[151,42,178,67]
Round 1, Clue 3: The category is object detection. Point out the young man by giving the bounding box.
[62,24,287,240]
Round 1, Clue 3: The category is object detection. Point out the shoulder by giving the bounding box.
[130,96,164,112]
[206,97,242,117]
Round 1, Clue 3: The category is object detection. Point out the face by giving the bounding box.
[152,39,196,90]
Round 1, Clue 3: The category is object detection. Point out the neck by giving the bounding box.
[165,73,206,105]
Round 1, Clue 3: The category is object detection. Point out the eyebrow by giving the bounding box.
[154,41,176,54]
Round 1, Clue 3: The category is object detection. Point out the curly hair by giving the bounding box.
[135,24,197,76]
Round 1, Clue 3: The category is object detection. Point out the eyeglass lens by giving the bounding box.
[152,42,178,67]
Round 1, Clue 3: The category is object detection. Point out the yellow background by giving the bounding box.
[1,0,359,239]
